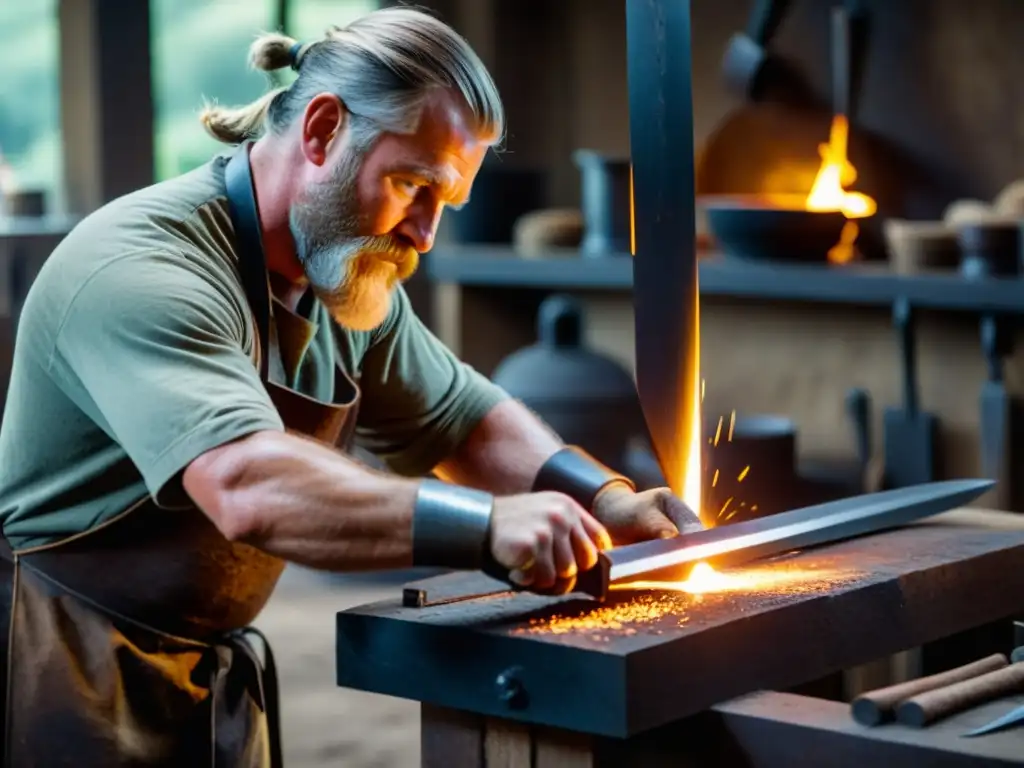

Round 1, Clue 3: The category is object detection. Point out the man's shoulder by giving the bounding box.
[45,157,236,284]
[24,158,246,334]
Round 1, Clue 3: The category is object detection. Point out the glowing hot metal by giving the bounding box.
[574,479,994,600]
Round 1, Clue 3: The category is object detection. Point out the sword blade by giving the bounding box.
[596,479,993,587]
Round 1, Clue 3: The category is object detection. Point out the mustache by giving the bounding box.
[353,235,419,276]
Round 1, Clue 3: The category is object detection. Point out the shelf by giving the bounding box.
[0,215,79,239]
[425,246,1024,315]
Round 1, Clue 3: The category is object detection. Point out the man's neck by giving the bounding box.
[247,139,306,297]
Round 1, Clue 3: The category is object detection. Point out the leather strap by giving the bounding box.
[224,144,272,381]
[220,145,285,767]
[533,446,635,513]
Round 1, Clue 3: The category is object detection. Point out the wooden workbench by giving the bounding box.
[420,691,1024,767]
[336,509,1024,766]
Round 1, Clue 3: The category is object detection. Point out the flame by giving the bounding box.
[804,114,877,264]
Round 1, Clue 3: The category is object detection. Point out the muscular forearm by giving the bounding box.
[183,430,420,571]
[433,399,564,494]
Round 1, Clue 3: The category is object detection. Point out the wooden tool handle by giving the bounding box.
[851,653,1008,726]
[896,661,1024,728]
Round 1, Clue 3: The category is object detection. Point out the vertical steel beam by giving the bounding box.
[626,0,700,502]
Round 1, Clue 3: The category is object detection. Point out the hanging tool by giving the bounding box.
[721,0,796,101]
[831,0,870,120]
[979,314,1019,510]
[882,298,939,488]
[845,387,873,488]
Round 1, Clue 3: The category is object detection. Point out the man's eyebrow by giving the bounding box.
[392,163,468,207]
[392,164,446,184]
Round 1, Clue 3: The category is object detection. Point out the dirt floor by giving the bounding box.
[253,567,422,768]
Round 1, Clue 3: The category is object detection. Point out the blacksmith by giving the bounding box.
[0,7,701,766]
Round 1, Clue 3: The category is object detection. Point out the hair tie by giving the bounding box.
[288,41,306,71]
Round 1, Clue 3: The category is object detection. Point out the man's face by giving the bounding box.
[290,90,491,331]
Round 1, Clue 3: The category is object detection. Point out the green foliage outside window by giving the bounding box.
[0,0,60,201]
[0,0,376,207]
[151,0,377,180]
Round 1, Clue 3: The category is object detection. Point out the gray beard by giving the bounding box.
[289,153,401,331]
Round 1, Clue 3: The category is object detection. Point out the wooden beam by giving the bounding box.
[58,0,154,214]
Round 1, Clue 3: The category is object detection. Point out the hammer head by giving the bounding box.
[722,33,770,99]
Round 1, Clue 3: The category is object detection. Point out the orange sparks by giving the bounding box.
[738,466,750,482]
[712,469,719,488]
[718,497,733,518]
[728,410,736,442]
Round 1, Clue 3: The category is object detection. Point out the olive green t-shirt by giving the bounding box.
[0,156,507,548]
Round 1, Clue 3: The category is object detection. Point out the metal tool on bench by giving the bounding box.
[961,635,1024,737]
[851,649,1024,734]
[898,663,1024,730]
[403,478,992,607]
[851,653,1010,726]
[882,298,939,488]
[963,701,1024,737]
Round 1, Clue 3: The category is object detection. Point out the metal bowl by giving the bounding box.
[702,196,849,263]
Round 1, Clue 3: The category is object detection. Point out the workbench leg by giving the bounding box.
[531,726,594,768]
[484,719,532,767]
[421,704,484,768]
[419,706,595,768]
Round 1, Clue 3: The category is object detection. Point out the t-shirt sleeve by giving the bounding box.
[354,286,509,476]
[47,254,285,507]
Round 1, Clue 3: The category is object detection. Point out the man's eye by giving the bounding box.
[396,180,422,196]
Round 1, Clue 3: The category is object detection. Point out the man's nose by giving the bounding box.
[395,206,441,254]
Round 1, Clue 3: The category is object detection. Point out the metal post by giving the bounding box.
[626,0,700,503]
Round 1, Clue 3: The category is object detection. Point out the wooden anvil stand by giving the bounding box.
[337,509,1024,766]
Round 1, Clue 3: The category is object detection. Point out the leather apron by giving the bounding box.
[0,143,360,767]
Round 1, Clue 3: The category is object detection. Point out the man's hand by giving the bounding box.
[592,483,705,545]
[489,493,613,593]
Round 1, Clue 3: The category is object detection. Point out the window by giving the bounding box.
[150,0,378,181]
[0,0,62,211]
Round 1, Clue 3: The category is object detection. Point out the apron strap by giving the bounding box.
[225,627,284,768]
[224,143,273,382]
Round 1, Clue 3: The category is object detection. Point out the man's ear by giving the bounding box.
[300,93,348,165]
